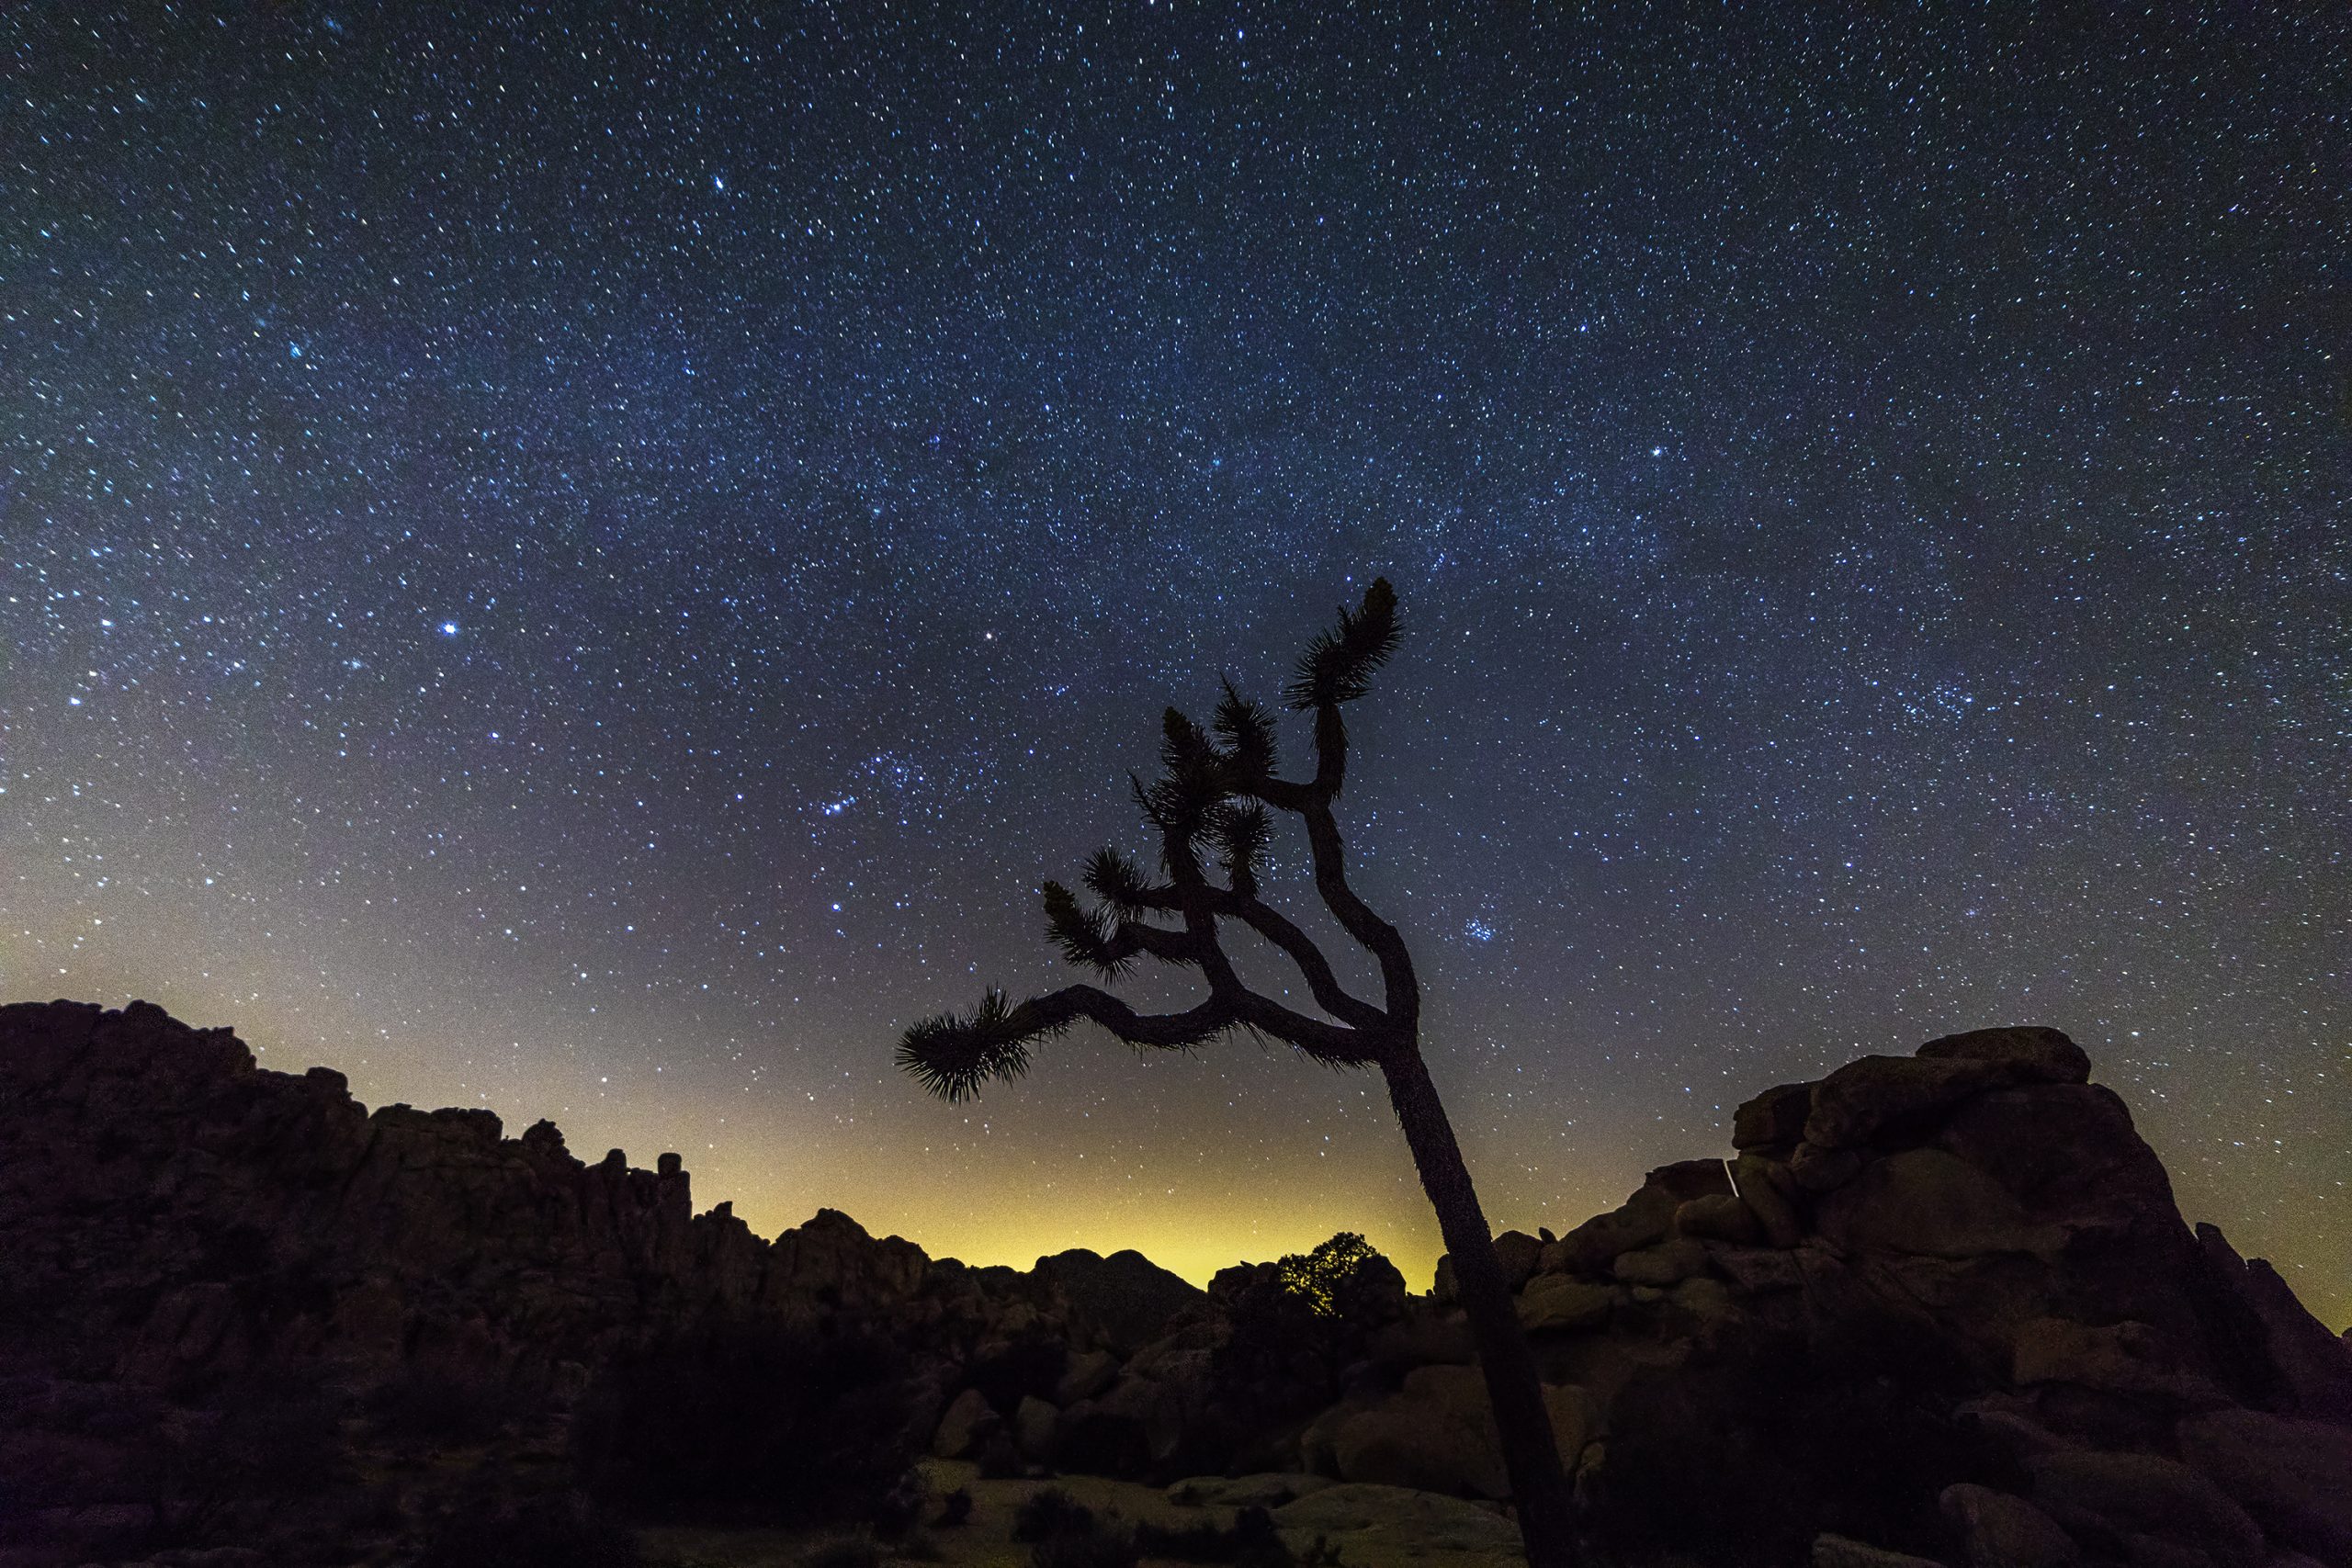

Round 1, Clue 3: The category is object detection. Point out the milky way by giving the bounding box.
[3,5,2345,1321]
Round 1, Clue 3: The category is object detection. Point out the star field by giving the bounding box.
[3,5,2346,1323]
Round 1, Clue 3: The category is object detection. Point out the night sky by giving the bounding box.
[4,6,2346,1325]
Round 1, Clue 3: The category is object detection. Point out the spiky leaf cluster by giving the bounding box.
[1283,577,1399,710]
[1042,880,1126,976]
[895,989,1042,1103]
[1204,801,1272,893]
[1082,847,1156,914]
[1212,680,1278,784]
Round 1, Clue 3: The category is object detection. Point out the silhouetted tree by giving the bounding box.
[895,579,1577,1567]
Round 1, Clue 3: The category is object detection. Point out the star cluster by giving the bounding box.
[3,5,2345,1322]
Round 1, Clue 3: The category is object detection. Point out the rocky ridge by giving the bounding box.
[2,1000,2347,1568]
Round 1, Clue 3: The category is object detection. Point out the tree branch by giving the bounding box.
[897,976,1383,1103]
[1297,793,1420,1029]
[1216,889,1390,1035]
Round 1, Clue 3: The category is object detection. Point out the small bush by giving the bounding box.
[1136,1505,1292,1566]
[1029,1516,1139,1568]
[1011,1487,1093,1543]
[796,1533,882,1568]
[874,1465,928,1540]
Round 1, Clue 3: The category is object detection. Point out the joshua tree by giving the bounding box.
[895,579,1577,1567]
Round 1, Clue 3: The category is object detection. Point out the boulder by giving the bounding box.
[1553,1183,1679,1274]
[1168,1472,1337,1508]
[1271,1483,1522,1558]
[1517,1274,1615,1334]
[2177,1407,2352,1563]
[1492,1230,1544,1290]
[931,1386,999,1459]
[2117,1532,2227,1568]
[1675,1193,1764,1247]
[1667,1275,1739,1334]
[1940,1483,2082,1568]
[773,1207,928,1303]
[1034,1247,1206,1356]
[1917,1026,2091,1084]
[1367,1311,1476,1367]
[1613,1237,1710,1288]
[2194,1226,2352,1423]
[2010,1317,2233,1409]
[1012,1394,1058,1461]
[1650,1158,1738,1201]
[1714,1246,1807,1294]
[1805,1055,2014,1150]
[1812,1535,1948,1568]
[1955,1396,2074,1461]
[1733,1153,1805,1247]
[1939,1086,2179,1232]
[1791,1141,1865,1192]
[1332,1405,1500,1496]
[1056,1348,1121,1405]
[2029,1450,2266,1568]
[1330,1365,1597,1501]
[1815,1148,2064,1258]
[1735,1080,1815,1150]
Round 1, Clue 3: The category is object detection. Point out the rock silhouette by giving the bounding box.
[3,1001,2347,1566]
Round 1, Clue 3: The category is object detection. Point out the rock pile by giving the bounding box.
[1382,1026,2352,1565]
[0,999,1050,1562]
[0,999,966,1393]
[3,1002,2346,1568]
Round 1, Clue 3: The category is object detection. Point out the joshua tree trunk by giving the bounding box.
[1383,1046,1578,1568]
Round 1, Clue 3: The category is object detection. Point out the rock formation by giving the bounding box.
[3,1002,2346,1568]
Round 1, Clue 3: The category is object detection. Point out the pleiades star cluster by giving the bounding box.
[3,5,2345,1322]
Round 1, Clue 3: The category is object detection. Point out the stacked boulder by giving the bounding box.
[1408,1026,2352,1566]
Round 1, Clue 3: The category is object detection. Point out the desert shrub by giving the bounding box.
[1203,1235,1403,1451]
[1011,1486,1094,1543]
[873,1464,929,1540]
[413,1496,641,1568]
[1274,1234,1404,1323]
[795,1532,883,1568]
[1029,1515,1139,1568]
[1136,1504,1291,1565]
[572,1322,916,1526]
